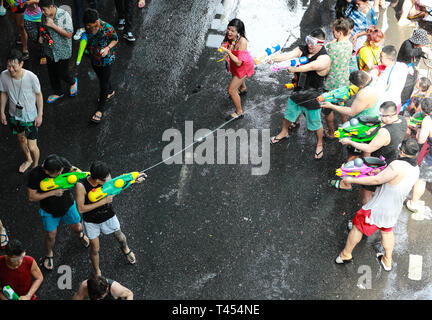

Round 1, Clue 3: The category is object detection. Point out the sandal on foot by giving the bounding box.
[138,0,145,8]
[43,256,54,271]
[404,199,418,213]
[97,91,115,103]
[79,232,90,248]
[91,112,103,124]
[225,112,244,121]
[0,228,9,249]
[329,179,352,191]
[270,135,289,145]
[335,254,353,264]
[377,253,392,271]
[314,146,324,160]
[47,94,64,104]
[124,250,136,265]
[238,89,248,96]
[69,78,78,96]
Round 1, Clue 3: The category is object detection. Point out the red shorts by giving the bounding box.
[353,208,393,236]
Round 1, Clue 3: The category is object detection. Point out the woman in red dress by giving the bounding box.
[219,18,255,121]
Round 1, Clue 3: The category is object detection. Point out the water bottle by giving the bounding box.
[3,285,19,300]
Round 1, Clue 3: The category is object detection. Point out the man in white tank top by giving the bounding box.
[335,138,420,271]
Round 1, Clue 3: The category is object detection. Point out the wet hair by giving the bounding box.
[381,45,397,61]
[421,97,432,114]
[5,239,25,257]
[83,8,99,25]
[332,18,350,36]
[310,28,325,40]
[227,18,246,40]
[43,154,63,173]
[418,77,431,92]
[365,26,384,46]
[38,0,54,9]
[87,275,109,300]
[379,101,397,113]
[400,138,420,157]
[7,49,23,64]
[90,161,110,180]
[349,70,370,87]
[345,17,355,30]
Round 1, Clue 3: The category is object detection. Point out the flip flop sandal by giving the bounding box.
[124,250,136,264]
[314,148,324,160]
[335,254,353,264]
[91,112,103,124]
[238,89,248,96]
[138,0,145,8]
[47,94,64,104]
[43,256,54,271]
[79,232,90,248]
[329,179,352,191]
[69,78,78,96]
[225,113,244,121]
[0,228,9,249]
[377,253,392,271]
[270,135,289,145]
[403,199,418,213]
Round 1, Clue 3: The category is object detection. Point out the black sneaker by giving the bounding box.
[118,18,125,31]
[123,32,136,42]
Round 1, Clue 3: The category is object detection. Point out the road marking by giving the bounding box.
[408,254,423,281]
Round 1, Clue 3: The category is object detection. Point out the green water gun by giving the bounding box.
[88,172,140,202]
[334,116,381,142]
[40,171,90,191]
[3,285,19,300]
[408,112,425,127]
[317,85,359,104]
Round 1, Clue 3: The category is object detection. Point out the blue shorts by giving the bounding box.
[38,202,82,232]
[284,98,322,131]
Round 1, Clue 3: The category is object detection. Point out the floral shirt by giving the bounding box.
[87,19,118,67]
[324,40,353,91]
[42,7,73,62]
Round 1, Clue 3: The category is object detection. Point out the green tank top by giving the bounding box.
[353,78,379,119]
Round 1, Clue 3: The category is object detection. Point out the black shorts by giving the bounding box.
[361,184,379,192]
[9,117,38,140]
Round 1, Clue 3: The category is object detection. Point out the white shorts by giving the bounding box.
[83,215,121,240]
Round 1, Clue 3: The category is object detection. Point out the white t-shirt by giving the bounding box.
[0,69,41,122]
[376,62,408,107]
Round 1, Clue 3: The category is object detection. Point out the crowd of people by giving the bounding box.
[1,0,432,300]
[218,1,432,274]
[0,0,150,300]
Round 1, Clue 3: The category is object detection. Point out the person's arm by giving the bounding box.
[321,88,375,117]
[34,91,43,127]
[72,281,89,300]
[417,115,432,144]
[288,54,331,74]
[343,160,400,185]
[339,127,390,153]
[110,281,134,300]
[219,37,248,67]
[28,187,64,202]
[74,182,113,214]
[0,91,8,126]
[269,47,303,63]
[19,260,43,300]
[101,25,119,58]
[45,17,73,38]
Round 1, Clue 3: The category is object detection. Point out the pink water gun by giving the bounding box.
[335,156,387,178]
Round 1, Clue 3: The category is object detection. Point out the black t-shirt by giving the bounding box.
[27,157,75,217]
[397,40,425,67]
[79,177,115,224]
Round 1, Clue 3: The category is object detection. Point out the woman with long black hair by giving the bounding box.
[219,18,254,121]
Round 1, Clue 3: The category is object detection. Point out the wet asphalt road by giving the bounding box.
[0,0,432,301]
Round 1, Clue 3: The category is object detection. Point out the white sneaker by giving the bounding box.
[118,19,125,31]
[0,6,6,16]
[123,31,136,42]
[73,28,85,41]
